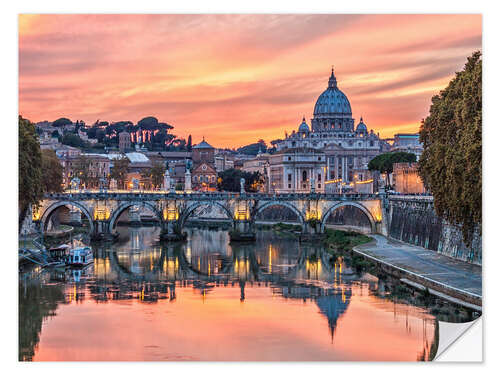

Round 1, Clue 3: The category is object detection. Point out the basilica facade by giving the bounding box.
[270,69,387,193]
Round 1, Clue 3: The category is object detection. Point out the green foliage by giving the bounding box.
[50,130,59,138]
[217,168,265,192]
[51,117,72,127]
[137,116,159,128]
[323,229,372,251]
[19,116,43,220]
[41,149,63,193]
[272,222,303,232]
[61,133,85,148]
[418,51,482,245]
[368,152,417,174]
[141,161,166,188]
[110,156,130,189]
[236,140,267,155]
[71,155,93,188]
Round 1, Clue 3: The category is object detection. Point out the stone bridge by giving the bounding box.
[32,191,386,241]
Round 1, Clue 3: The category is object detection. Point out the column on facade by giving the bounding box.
[326,157,330,181]
[334,156,339,180]
[342,157,347,182]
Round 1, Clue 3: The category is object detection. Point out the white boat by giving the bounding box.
[67,247,93,267]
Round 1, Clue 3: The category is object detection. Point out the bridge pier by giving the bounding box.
[229,220,256,242]
[159,220,187,242]
[91,220,118,242]
[128,206,141,227]
[69,208,82,227]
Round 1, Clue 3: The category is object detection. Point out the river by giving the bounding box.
[19,226,472,361]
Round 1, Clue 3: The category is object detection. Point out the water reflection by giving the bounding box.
[20,226,441,361]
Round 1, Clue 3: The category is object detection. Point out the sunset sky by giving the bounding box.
[19,14,482,148]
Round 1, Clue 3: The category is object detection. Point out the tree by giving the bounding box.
[41,150,63,193]
[61,133,85,148]
[237,141,268,155]
[418,51,482,246]
[368,151,417,186]
[19,116,43,226]
[150,162,166,188]
[187,135,192,151]
[50,130,59,138]
[72,155,92,188]
[137,116,159,129]
[141,162,165,189]
[217,169,265,192]
[52,117,72,127]
[110,156,130,189]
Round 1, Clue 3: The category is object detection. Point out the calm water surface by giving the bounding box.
[20,227,441,361]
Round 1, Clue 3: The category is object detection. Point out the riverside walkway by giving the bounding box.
[354,235,482,309]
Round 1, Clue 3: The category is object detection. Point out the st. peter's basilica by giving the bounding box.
[269,69,389,193]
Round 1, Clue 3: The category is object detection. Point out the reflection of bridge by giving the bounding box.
[89,244,353,338]
[33,192,386,241]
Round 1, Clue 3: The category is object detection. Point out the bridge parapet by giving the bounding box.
[36,191,386,242]
[45,191,381,202]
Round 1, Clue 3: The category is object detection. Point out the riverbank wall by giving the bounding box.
[352,243,482,311]
[386,196,482,265]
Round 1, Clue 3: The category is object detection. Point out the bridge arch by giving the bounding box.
[178,201,235,229]
[320,202,376,233]
[253,201,306,226]
[108,201,164,230]
[39,201,95,233]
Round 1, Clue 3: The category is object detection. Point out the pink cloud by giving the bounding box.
[19,14,482,147]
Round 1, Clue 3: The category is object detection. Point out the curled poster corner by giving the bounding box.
[434,317,483,362]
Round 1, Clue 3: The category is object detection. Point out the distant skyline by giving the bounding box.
[19,14,482,148]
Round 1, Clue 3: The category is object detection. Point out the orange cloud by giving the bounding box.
[19,14,481,148]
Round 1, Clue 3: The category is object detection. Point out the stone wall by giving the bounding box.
[19,205,38,236]
[387,196,481,265]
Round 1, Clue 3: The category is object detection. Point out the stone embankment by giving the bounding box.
[353,234,482,311]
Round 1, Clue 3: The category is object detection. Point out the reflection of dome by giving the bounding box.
[298,117,310,133]
[316,289,352,340]
[313,69,352,116]
[355,117,368,133]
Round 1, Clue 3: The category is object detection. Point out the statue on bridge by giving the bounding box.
[184,168,192,193]
[70,177,80,191]
[240,178,245,194]
[163,170,171,192]
[99,178,107,192]
[132,178,139,190]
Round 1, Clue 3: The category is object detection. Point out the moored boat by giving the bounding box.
[67,247,93,267]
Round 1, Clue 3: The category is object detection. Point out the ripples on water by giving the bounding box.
[19,226,466,361]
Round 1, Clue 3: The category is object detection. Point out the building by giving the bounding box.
[119,131,131,152]
[273,68,384,193]
[59,152,110,188]
[268,148,326,193]
[242,153,270,192]
[391,133,423,160]
[191,139,217,191]
[393,162,426,194]
[215,153,235,172]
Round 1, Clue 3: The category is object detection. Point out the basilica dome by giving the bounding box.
[355,117,368,133]
[298,117,310,132]
[313,69,352,116]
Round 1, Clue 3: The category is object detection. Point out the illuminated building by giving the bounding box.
[393,162,427,194]
[191,139,217,191]
[272,69,388,193]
